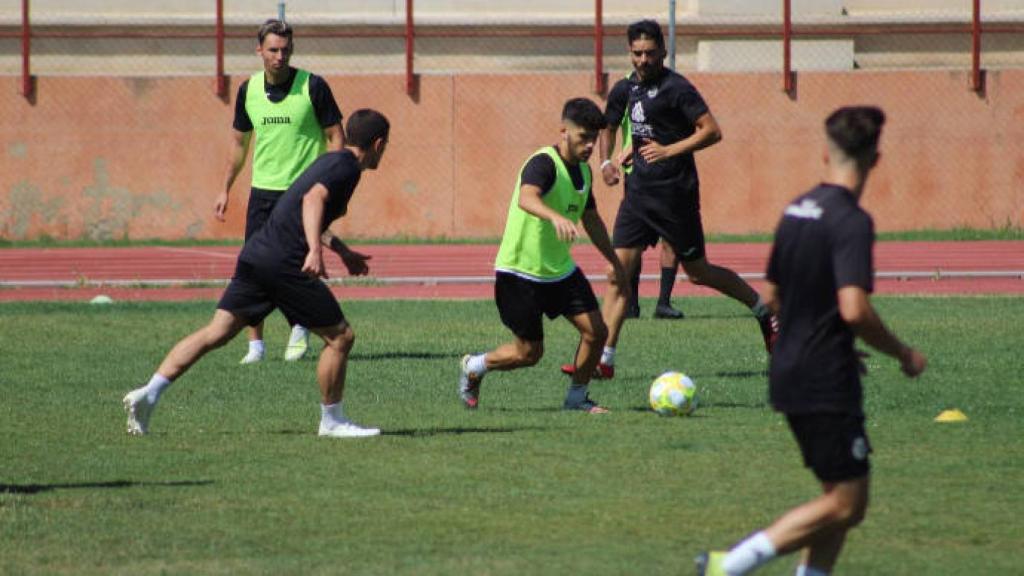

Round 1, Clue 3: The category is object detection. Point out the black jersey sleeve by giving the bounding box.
[604,79,631,130]
[232,80,252,132]
[308,74,343,128]
[673,81,710,124]
[831,213,875,293]
[520,154,557,195]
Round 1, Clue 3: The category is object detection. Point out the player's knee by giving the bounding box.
[586,320,609,347]
[826,491,868,529]
[203,325,236,349]
[323,325,355,353]
[517,341,544,366]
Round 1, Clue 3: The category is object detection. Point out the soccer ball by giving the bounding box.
[649,371,698,416]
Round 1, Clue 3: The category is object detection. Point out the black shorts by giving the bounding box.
[244,188,284,241]
[613,181,705,262]
[786,413,872,483]
[494,268,599,342]
[218,260,345,329]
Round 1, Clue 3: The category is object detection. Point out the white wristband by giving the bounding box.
[600,159,613,169]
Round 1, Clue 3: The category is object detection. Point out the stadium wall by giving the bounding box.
[2,69,1022,242]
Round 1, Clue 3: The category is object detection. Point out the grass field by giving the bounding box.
[1,296,1022,575]
[2,225,1022,248]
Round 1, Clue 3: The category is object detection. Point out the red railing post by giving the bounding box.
[215,0,226,98]
[782,0,793,93]
[971,0,982,92]
[594,0,605,94]
[21,0,32,98]
[405,0,415,96]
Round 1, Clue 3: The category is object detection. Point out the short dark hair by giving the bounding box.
[825,106,886,159]
[345,109,390,149]
[627,19,664,50]
[258,19,293,45]
[562,98,606,132]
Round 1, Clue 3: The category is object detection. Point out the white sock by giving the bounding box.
[248,339,265,355]
[321,402,345,428]
[723,531,777,575]
[795,565,829,576]
[467,353,488,376]
[289,325,309,344]
[565,383,589,405]
[143,373,172,404]
[750,296,770,320]
[599,346,616,366]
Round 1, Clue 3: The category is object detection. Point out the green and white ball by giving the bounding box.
[649,371,698,416]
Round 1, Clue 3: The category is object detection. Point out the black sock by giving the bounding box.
[630,263,641,310]
[658,266,676,307]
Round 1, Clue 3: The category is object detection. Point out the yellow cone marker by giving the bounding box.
[934,409,968,423]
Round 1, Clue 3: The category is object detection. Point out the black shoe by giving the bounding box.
[625,304,641,319]
[653,303,684,319]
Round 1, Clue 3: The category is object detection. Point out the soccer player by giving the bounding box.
[579,20,778,380]
[123,109,390,439]
[458,98,628,414]
[214,19,345,364]
[695,106,927,576]
[617,110,685,321]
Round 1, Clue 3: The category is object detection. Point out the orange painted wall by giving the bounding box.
[2,70,1022,241]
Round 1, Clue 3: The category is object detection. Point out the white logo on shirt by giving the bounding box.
[647,87,658,98]
[630,101,646,123]
[851,437,868,461]
[784,199,824,220]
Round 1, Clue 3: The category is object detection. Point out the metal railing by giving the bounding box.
[8,0,1021,99]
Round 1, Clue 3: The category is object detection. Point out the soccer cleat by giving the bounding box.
[758,314,780,354]
[563,395,609,414]
[123,388,155,436]
[560,362,615,380]
[239,349,264,364]
[653,303,685,319]
[458,354,482,409]
[695,551,728,576]
[284,328,309,361]
[318,420,381,438]
[625,303,641,319]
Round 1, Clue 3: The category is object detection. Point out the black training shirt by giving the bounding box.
[232,68,342,133]
[766,183,875,416]
[605,69,709,190]
[520,150,597,212]
[240,150,361,271]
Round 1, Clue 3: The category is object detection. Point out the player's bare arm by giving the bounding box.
[323,123,345,152]
[838,285,927,377]
[638,111,722,164]
[300,183,330,278]
[518,183,579,242]
[616,141,634,167]
[598,128,621,186]
[582,208,630,300]
[215,129,253,221]
[321,229,371,276]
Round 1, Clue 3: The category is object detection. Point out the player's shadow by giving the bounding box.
[349,351,453,361]
[686,370,767,380]
[0,479,213,495]
[383,425,548,437]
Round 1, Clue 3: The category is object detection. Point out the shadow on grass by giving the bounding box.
[383,425,548,437]
[349,351,455,361]
[685,370,768,380]
[0,479,213,495]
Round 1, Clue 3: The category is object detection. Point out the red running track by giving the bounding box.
[0,241,1022,301]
